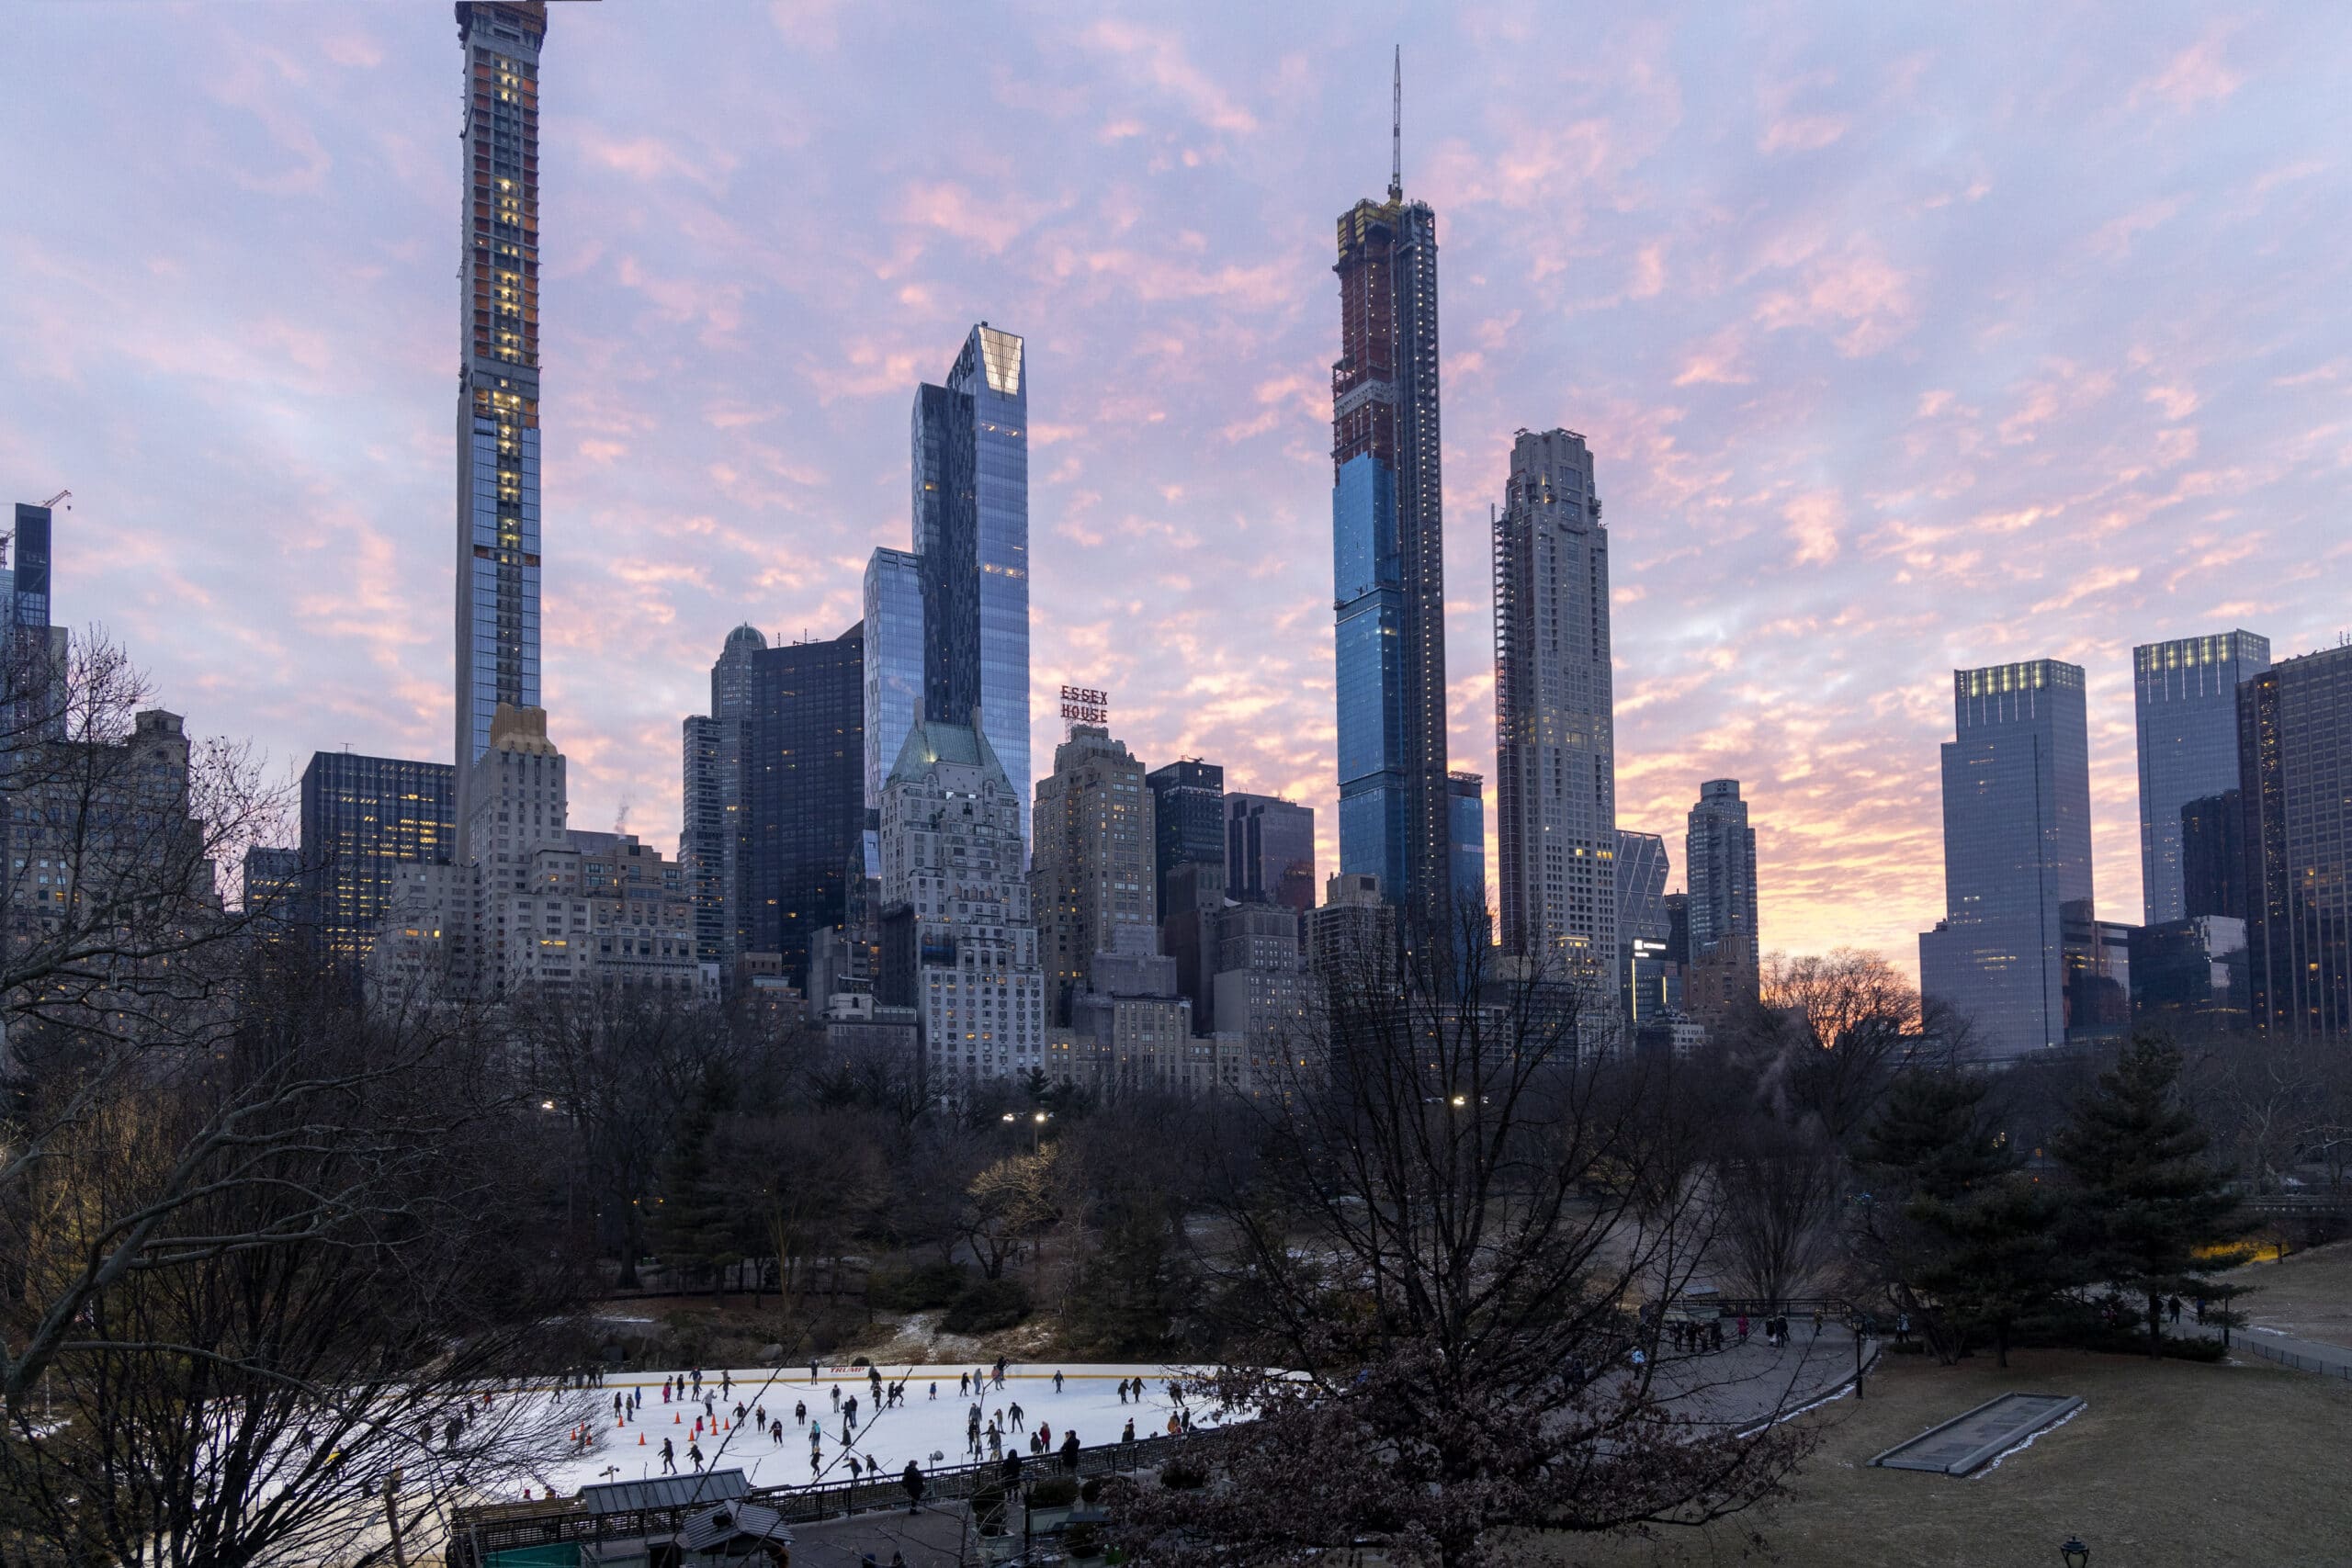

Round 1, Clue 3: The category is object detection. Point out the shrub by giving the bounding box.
[869,1260,970,1311]
[1078,1477,1101,1504]
[1159,1461,1206,1491]
[942,1276,1033,1334]
[1025,1475,1079,1507]
[1064,1523,1103,1559]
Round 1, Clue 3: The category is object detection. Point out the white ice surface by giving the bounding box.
[519,1363,1223,1502]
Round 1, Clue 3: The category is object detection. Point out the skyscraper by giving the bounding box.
[4,499,66,750]
[739,627,865,992]
[680,623,765,968]
[1226,793,1317,916]
[1331,78,1448,926]
[2239,646,2352,1040]
[1685,780,1758,971]
[1492,429,1615,972]
[912,324,1030,843]
[1614,829,1671,1023]
[2179,791,2245,921]
[300,751,457,966]
[1145,758,1224,924]
[453,2,547,863]
[862,547,924,813]
[1448,772,1486,920]
[1031,724,1156,1023]
[1918,660,2093,1057]
[2132,630,2269,924]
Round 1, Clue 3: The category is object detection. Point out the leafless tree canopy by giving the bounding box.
[1123,918,1817,1568]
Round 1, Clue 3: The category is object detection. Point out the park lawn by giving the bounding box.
[1546,1346,2352,1568]
[2222,1237,2352,1351]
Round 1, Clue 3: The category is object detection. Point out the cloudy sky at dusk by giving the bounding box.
[3,2,2346,974]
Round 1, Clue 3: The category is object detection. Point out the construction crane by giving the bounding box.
[0,489,69,567]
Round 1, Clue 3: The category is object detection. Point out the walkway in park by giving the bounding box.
[2192,1321,2352,1381]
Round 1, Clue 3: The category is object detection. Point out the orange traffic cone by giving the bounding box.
[674,1413,682,1424]
[639,1434,646,1446]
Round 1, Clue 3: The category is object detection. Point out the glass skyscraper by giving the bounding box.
[452,2,547,861]
[1492,429,1615,971]
[299,751,458,965]
[1918,660,2093,1057]
[2239,647,2352,1041]
[1226,793,1317,917]
[1331,161,1448,926]
[740,626,865,990]
[1614,829,1672,1023]
[1686,780,1758,971]
[680,623,764,965]
[1448,772,1486,918]
[1145,758,1225,924]
[2132,630,2268,925]
[862,546,925,813]
[912,324,1030,844]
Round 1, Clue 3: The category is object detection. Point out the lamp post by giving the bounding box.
[2060,1537,2090,1567]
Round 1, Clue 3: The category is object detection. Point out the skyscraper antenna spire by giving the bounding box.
[1389,45,1403,202]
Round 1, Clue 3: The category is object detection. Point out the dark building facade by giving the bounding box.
[1227,793,1317,916]
[452,1,548,862]
[740,626,865,993]
[2130,916,2246,1026]
[1331,114,1449,928]
[2239,647,2352,1041]
[1146,758,1224,924]
[1448,771,1486,920]
[300,751,457,965]
[2179,790,2245,921]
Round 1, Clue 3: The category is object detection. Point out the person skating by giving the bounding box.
[831,1384,842,1413]
[688,1441,705,1472]
[660,1438,676,1475]
[795,1399,807,1427]
[1053,1370,1064,1393]
[1009,1400,1024,1431]
[848,1454,863,1482]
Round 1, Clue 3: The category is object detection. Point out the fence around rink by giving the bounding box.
[446,1429,1208,1567]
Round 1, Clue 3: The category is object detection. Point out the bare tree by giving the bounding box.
[1123,918,1818,1568]
[0,959,587,1566]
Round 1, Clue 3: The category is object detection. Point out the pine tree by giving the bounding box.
[1859,1068,2069,1364]
[2054,1030,2247,1358]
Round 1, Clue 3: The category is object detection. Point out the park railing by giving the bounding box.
[2225,1336,2352,1382]
[446,1430,1200,1568]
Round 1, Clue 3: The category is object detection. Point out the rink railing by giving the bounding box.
[446,1429,1199,1567]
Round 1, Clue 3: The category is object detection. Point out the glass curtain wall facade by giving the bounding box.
[1331,181,1448,926]
[299,751,457,965]
[1492,429,1615,972]
[452,2,547,863]
[1146,759,1225,923]
[1917,660,2093,1057]
[740,627,865,992]
[2239,648,2352,1041]
[1685,780,1758,968]
[2132,630,2268,924]
[1227,793,1317,916]
[863,547,924,813]
[912,325,1030,844]
[1448,772,1486,919]
[3,501,62,751]
[1614,829,1670,1022]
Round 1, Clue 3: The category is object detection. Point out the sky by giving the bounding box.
[2,2,2346,976]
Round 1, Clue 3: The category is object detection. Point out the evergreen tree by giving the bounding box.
[1064,1199,1182,1359]
[1858,1068,2069,1364]
[2054,1030,2247,1358]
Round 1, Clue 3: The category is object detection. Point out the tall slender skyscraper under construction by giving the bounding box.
[453,2,547,860]
[1331,55,1449,928]
[1492,429,1615,974]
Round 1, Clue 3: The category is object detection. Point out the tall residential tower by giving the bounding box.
[1492,429,1614,975]
[452,2,548,860]
[1331,68,1449,928]
[912,324,1031,844]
